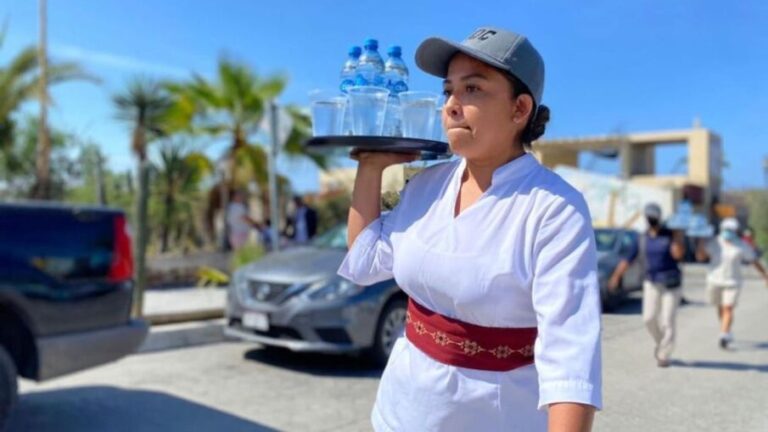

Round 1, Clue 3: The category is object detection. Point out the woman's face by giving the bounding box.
[441,53,533,161]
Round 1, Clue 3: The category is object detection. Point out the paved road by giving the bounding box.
[8,266,768,431]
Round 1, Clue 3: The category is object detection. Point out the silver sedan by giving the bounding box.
[225,224,406,366]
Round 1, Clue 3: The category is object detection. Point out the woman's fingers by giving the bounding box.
[351,150,421,168]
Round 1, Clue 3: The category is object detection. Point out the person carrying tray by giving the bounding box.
[339,26,601,431]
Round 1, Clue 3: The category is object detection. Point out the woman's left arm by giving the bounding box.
[549,403,595,432]
[531,193,602,428]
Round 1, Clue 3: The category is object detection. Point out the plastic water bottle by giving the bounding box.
[340,46,361,94]
[381,46,409,136]
[384,46,409,94]
[355,39,385,87]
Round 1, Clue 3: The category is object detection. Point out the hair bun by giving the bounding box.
[522,104,550,147]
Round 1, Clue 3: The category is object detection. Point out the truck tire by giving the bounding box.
[0,345,18,430]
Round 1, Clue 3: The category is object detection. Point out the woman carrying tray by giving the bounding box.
[339,26,601,431]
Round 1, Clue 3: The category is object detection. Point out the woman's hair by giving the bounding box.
[505,74,550,150]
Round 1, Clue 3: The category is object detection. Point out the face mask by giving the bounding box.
[721,230,738,242]
[647,217,660,227]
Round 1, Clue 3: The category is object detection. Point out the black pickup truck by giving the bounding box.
[0,202,148,427]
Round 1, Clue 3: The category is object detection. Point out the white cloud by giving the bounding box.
[52,44,189,77]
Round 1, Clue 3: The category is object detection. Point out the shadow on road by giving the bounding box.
[244,347,383,379]
[671,360,768,373]
[729,340,768,351]
[604,296,642,315]
[7,386,278,432]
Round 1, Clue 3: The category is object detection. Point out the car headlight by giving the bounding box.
[305,277,364,301]
[231,269,249,301]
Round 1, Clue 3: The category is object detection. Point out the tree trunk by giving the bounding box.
[33,0,51,200]
[132,158,150,318]
[160,177,174,253]
[95,151,108,205]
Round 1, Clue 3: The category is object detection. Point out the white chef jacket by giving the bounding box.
[338,154,602,432]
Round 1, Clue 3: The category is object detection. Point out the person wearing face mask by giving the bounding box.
[695,218,768,348]
[609,203,686,367]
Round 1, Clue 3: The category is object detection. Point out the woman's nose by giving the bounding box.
[445,96,462,118]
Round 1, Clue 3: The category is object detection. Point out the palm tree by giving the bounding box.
[154,141,213,253]
[0,116,73,199]
[165,56,325,245]
[113,77,172,317]
[0,26,92,196]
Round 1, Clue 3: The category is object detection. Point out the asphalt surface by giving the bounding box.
[8,266,768,431]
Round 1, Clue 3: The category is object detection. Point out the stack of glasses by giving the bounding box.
[309,39,447,143]
[309,87,446,142]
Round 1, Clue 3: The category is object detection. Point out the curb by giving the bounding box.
[138,318,230,354]
[145,308,225,326]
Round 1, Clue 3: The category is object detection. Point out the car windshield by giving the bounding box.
[311,224,348,249]
[595,230,618,252]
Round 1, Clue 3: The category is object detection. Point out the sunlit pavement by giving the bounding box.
[9,266,768,432]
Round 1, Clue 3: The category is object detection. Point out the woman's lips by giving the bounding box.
[447,126,471,132]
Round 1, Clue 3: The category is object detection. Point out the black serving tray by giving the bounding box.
[305,135,451,155]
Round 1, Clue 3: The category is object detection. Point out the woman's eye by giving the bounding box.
[442,89,452,97]
[466,85,479,93]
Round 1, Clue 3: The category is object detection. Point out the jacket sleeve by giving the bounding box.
[337,184,411,286]
[531,193,603,411]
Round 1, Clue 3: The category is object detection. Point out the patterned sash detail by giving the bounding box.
[405,298,537,371]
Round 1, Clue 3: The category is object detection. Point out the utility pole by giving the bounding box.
[763,156,768,189]
[268,101,281,252]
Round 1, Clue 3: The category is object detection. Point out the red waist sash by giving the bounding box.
[405,298,537,372]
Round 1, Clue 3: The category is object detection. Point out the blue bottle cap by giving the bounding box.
[387,46,402,57]
[363,38,379,50]
[349,46,362,57]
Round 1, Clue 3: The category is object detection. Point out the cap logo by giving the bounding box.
[468,29,497,42]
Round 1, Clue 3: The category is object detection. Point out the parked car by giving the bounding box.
[0,202,148,428]
[225,224,406,366]
[595,228,644,311]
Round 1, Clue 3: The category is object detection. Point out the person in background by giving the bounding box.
[609,203,686,367]
[696,218,768,348]
[741,227,764,259]
[287,195,318,245]
[257,218,274,251]
[226,190,258,250]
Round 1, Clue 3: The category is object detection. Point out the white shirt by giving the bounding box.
[706,236,756,287]
[338,154,603,432]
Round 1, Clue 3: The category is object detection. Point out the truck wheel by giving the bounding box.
[0,345,18,430]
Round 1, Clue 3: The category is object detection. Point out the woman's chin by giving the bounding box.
[447,137,472,156]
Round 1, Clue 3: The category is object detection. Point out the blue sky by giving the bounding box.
[2,0,767,191]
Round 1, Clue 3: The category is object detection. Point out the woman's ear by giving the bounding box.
[513,94,535,124]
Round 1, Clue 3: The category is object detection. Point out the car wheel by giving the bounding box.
[367,298,407,368]
[0,345,18,430]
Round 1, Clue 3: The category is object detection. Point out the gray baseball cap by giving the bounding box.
[415,26,545,105]
[644,203,662,219]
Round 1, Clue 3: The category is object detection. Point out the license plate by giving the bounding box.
[242,312,269,331]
